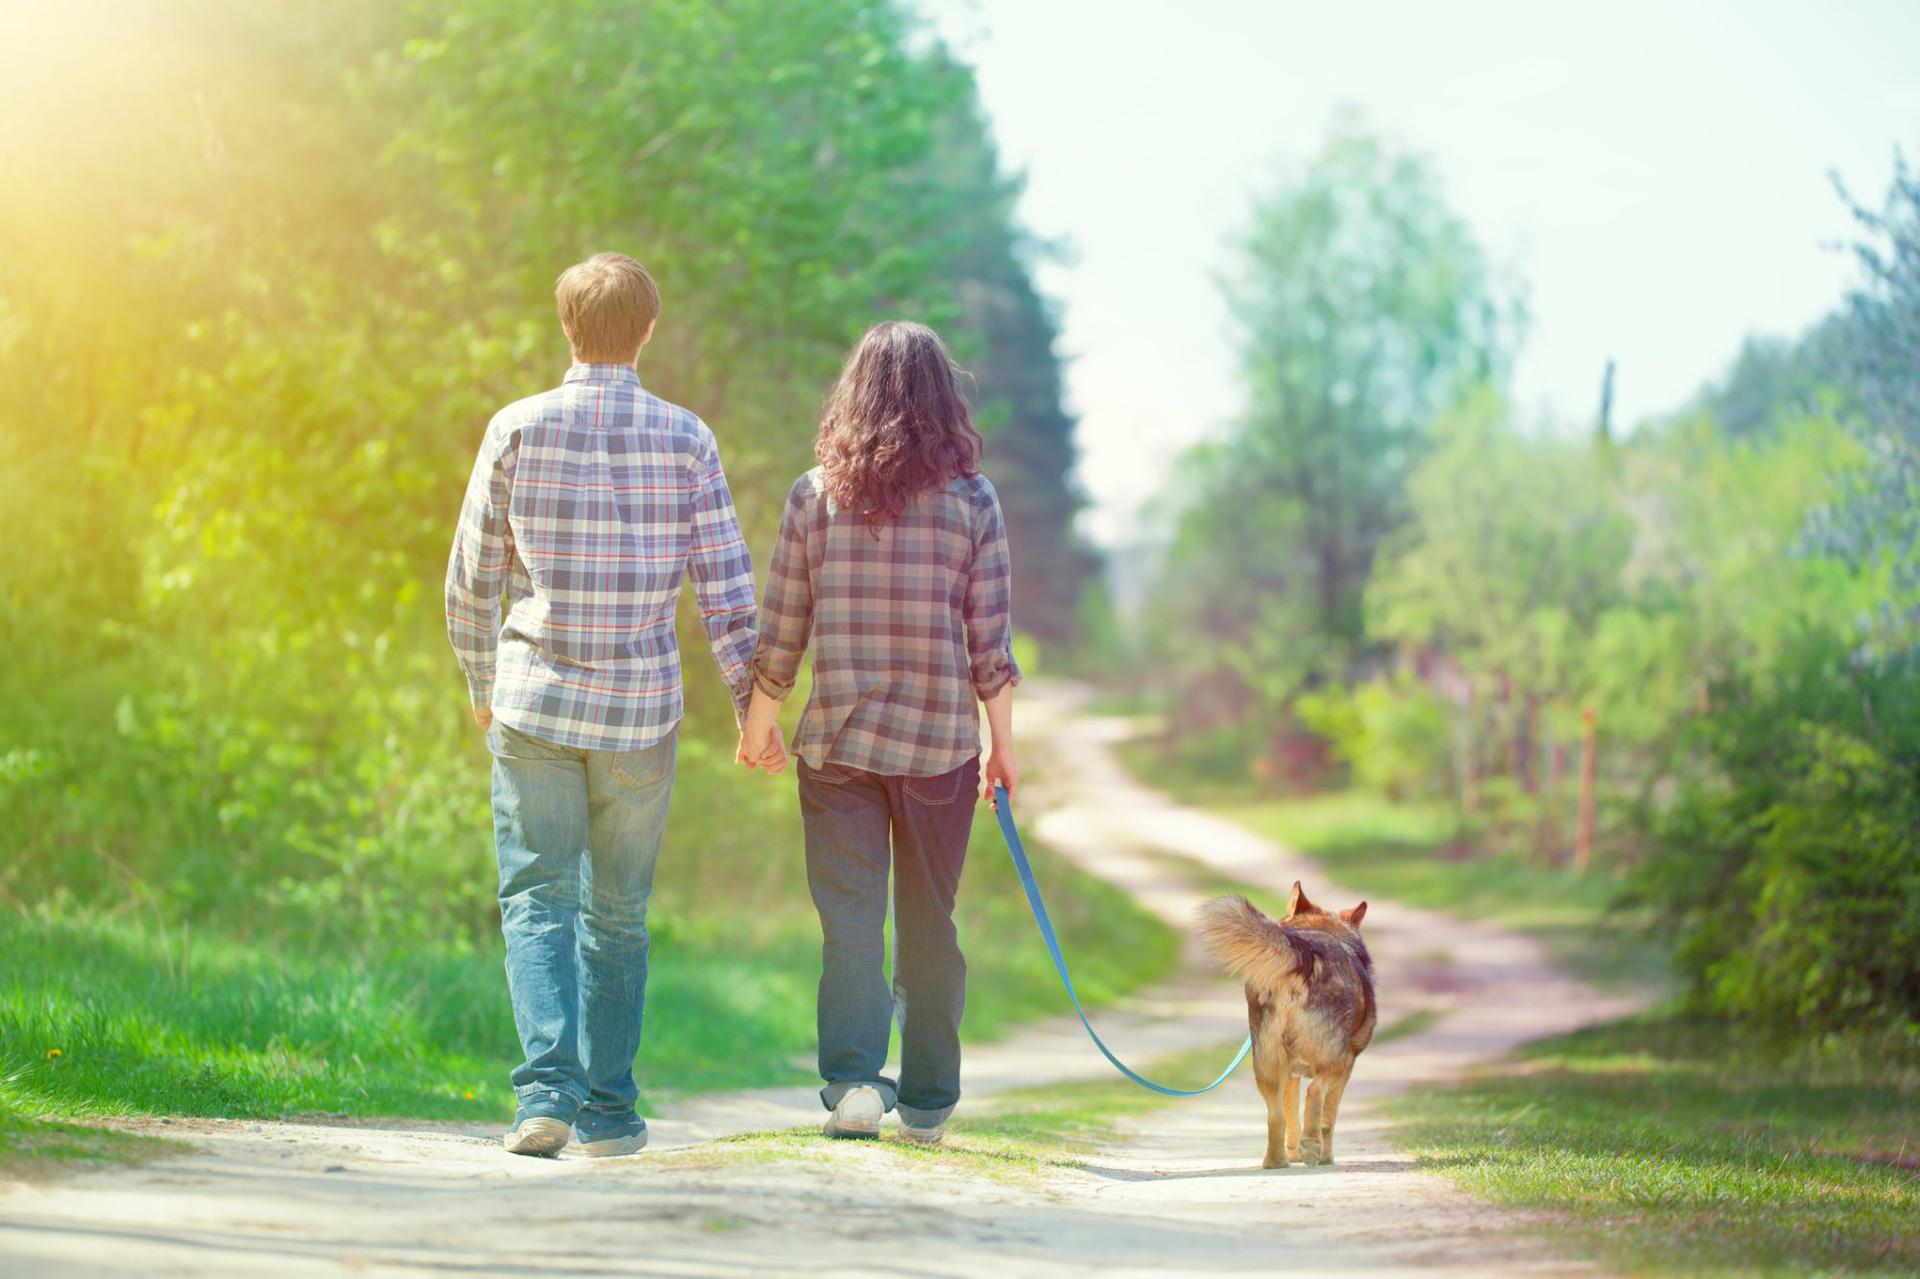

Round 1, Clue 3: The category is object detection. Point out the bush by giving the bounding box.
[1296,674,1451,799]
[1634,632,1920,1043]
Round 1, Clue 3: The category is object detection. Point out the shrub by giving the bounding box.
[1296,674,1450,800]
[1634,631,1920,1043]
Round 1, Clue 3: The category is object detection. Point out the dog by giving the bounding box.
[1197,883,1374,1168]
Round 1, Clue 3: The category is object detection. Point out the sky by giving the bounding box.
[923,0,1920,544]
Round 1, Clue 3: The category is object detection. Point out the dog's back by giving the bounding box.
[1197,894,1375,1074]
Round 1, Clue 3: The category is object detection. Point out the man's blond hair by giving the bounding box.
[555,252,661,363]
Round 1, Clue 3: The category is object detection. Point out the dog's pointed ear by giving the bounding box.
[1341,901,1367,927]
[1287,881,1313,917]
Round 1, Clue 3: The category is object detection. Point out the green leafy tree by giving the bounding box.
[1810,150,1920,650]
[1144,113,1517,746]
[0,0,1090,941]
[917,48,1100,648]
[1694,317,1851,438]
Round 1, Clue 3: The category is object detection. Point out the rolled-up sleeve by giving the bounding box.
[750,474,814,700]
[963,483,1022,701]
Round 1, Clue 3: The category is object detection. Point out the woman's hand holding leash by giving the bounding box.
[981,744,1017,808]
[979,683,1017,808]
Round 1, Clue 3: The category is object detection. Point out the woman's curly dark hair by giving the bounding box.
[815,321,984,532]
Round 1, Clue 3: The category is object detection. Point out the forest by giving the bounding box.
[0,0,1131,1122]
[1135,117,1918,1043]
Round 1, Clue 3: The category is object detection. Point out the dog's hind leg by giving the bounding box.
[1281,1070,1302,1164]
[1300,1077,1325,1165]
[1316,1064,1353,1166]
[1252,1044,1289,1169]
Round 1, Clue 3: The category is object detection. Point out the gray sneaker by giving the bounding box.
[503,1115,572,1158]
[898,1117,945,1145]
[574,1112,648,1159]
[822,1085,884,1139]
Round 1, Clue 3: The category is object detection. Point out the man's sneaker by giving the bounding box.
[822,1085,884,1139]
[574,1112,648,1159]
[503,1115,572,1158]
[898,1117,945,1146]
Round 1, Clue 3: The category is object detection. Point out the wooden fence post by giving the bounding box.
[1449,660,1477,813]
[1575,705,1598,874]
[1540,731,1567,866]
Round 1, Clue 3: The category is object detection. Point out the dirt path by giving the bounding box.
[0,682,1643,1277]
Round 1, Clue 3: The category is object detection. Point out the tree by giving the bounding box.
[1694,316,1851,438]
[917,48,1100,648]
[1810,149,1920,651]
[0,0,1092,938]
[1145,113,1517,741]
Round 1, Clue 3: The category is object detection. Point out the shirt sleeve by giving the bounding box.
[964,481,1022,701]
[687,428,758,722]
[749,474,814,700]
[445,420,516,711]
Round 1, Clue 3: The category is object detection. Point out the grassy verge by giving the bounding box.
[1387,1014,1920,1277]
[2,765,1175,1137]
[0,1100,184,1177]
[1111,727,1916,1275]
[661,1043,1231,1184]
[1114,740,1662,989]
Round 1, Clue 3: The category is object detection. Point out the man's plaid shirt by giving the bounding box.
[445,363,756,751]
[750,467,1021,777]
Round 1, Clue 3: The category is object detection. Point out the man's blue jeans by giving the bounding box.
[798,755,980,1128]
[489,720,675,1125]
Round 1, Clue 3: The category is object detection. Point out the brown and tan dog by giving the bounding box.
[1197,883,1375,1168]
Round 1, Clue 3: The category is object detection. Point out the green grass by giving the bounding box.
[0,1099,184,1177]
[2,807,1175,1136]
[1387,1014,1920,1277]
[659,1043,1229,1183]
[1217,790,1663,988]
[1115,740,1663,989]
[1372,1006,1444,1045]
[1114,726,1918,1275]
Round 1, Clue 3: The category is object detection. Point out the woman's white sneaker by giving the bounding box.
[822,1085,884,1139]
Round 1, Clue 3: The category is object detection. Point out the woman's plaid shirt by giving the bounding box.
[750,467,1021,777]
[445,364,756,751]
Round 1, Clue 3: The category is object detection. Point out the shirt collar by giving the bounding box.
[564,362,642,387]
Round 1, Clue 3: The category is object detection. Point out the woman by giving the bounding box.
[739,320,1020,1144]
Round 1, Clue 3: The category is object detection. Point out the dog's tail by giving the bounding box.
[1196,894,1311,992]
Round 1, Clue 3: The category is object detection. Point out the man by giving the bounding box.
[446,251,784,1158]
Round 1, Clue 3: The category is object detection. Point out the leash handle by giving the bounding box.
[992,784,1252,1097]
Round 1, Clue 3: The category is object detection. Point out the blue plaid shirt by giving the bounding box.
[445,363,757,751]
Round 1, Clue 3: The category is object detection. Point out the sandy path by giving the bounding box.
[0,681,1642,1277]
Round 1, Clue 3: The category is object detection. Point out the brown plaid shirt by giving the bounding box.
[750,467,1021,776]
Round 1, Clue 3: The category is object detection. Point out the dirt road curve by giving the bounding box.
[0,682,1643,1277]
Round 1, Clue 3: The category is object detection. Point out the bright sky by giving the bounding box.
[924,0,1920,544]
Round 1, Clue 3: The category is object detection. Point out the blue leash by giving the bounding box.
[990,785,1252,1097]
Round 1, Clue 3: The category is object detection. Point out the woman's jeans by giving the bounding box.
[797,755,980,1127]
[489,720,676,1125]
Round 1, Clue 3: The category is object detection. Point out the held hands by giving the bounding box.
[736,686,790,776]
[735,718,790,776]
[980,742,1017,809]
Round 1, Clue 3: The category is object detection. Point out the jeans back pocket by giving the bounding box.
[903,761,971,806]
